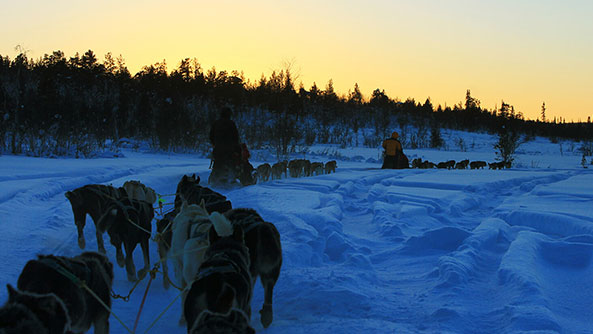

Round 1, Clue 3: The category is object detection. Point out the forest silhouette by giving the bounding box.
[1,49,591,157]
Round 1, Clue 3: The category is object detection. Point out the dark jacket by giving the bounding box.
[209,118,239,149]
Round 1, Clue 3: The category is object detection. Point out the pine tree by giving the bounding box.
[430,122,443,148]
[494,124,521,166]
[465,89,480,110]
[541,102,546,122]
[348,83,363,105]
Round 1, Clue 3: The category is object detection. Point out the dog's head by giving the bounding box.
[64,190,81,206]
[207,224,249,268]
[65,190,88,228]
[6,284,71,334]
[178,174,200,189]
[175,174,200,203]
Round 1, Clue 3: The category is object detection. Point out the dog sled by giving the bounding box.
[209,143,255,187]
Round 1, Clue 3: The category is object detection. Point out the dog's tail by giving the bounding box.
[209,211,233,237]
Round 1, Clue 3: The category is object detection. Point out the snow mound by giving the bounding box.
[401,227,471,254]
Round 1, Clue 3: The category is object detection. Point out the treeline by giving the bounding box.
[1,50,591,157]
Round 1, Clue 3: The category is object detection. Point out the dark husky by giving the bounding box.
[224,208,282,328]
[470,160,487,169]
[189,309,255,334]
[324,160,337,174]
[0,285,70,334]
[156,209,178,289]
[184,226,252,333]
[437,160,456,169]
[96,197,153,281]
[16,252,113,334]
[174,174,233,213]
[65,184,128,253]
[455,159,470,169]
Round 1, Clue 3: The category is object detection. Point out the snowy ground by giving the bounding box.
[1,133,592,334]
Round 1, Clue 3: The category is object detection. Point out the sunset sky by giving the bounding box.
[1,0,592,121]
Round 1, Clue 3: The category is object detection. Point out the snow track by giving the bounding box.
[1,152,592,333]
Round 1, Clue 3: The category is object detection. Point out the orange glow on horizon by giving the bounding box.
[1,0,592,122]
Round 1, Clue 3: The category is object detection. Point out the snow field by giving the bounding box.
[1,140,592,333]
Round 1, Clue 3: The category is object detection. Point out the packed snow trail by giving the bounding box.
[0,151,592,333]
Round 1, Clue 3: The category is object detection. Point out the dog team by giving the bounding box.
[1,176,282,333]
[254,159,337,183]
[411,158,509,170]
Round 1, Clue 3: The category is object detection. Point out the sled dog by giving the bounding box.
[65,184,127,252]
[170,201,234,323]
[271,161,287,180]
[455,159,470,169]
[437,160,456,169]
[310,162,324,176]
[16,252,113,334]
[155,209,177,289]
[326,160,338,173]
[175,174,232,213]
[224,208,283,328]
[159,176,232,290]
[288,159,311,177]
[184,225,252,332]
[96,197,153,281]
[469,161,487,169]
[0,285,71,334]
[488,161,507,170]
[421,161,436,169]
[287,160,300,177]
[255,163,272,183]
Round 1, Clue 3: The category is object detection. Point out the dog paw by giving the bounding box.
[78,237,86,249]
[259,304,273,328]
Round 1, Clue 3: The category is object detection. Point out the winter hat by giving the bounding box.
[392,131,399,139]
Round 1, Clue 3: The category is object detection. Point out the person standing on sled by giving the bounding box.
[382,131,404,169]
[209,107,241,184]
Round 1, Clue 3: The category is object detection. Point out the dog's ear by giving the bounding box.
[208,225,220,244]
[6,284,19,301]
[65,191,78,203]
[195,176,200,184]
